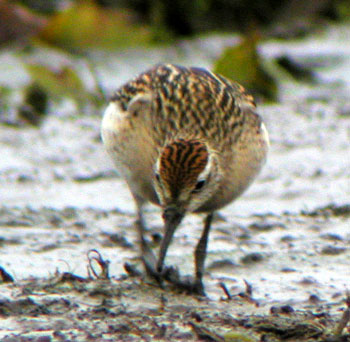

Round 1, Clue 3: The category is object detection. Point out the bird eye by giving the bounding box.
[192,180,206,193]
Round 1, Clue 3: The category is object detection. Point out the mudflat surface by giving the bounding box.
[0,24,350,341]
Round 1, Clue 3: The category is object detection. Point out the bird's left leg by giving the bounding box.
[193,213,214,295]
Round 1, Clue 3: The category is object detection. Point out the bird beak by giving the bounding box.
[156,206,184,273]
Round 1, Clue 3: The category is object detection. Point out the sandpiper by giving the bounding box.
[101,64,269,294]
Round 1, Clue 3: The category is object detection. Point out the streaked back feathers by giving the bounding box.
[110,64,256,149]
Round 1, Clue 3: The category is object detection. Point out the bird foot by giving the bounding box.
[142,258,176,288]
[160,267,206,296]
[141,259,205,295]
[168,275,205,296]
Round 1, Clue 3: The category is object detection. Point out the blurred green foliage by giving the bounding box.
[0,86,11,117]
[1,0,349,121]
[26,64,85,102]
[25,62,103,112]
[336,0,350,19]
[39,1,153,51]
[214,33,278,101]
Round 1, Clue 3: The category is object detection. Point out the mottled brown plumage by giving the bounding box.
[101,63,269,294]
[159,139,208,199]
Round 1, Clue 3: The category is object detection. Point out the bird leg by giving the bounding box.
[133,198,159,277]
[193,213,214,295]
[159,213,214,296]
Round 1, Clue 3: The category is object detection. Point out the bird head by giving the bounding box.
[154,139,220,214]
[153,138,220,272]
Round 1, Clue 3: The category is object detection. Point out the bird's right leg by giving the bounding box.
[133,195,158,274]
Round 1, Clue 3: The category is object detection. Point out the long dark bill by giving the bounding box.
[156,207,184,273]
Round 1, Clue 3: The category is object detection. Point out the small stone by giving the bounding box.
[49,215,63,227]
[207,258,237,270]
[280,234,297,242]
[108,233,133,248]
[320,233,343,242]
[280,267,296,273]
[321,245,346,255]
[299,276,318,285]
[309,294,321,303]
[270,305,294,314]
[73,221,86,229]
[240,252,264,265]
[249,222,285,231]
[17,174,34,182]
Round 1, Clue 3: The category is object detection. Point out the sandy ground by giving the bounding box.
[0,24,350,341]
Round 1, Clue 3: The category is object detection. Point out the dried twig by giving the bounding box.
[219,282,232,300]
[87,249,110,279]
[0,266,14,283]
